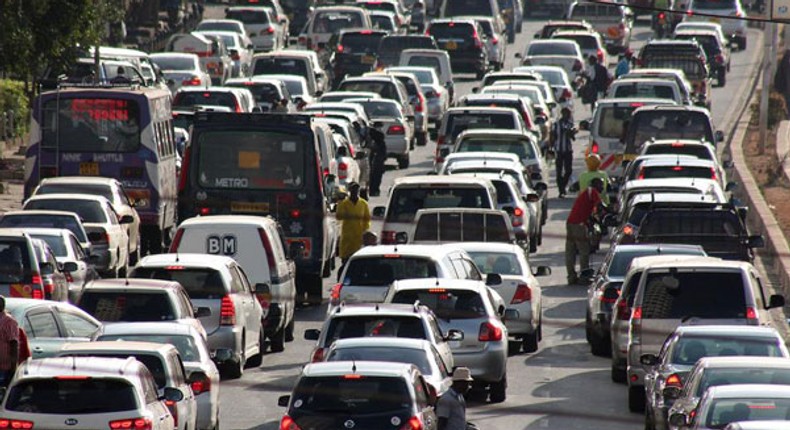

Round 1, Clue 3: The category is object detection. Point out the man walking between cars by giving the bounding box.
[368,127,388,197]
[0,296,19,387]
[565,178,604,285]
[336,182,370,277]
[437,367,473,430]
[551,107,576,198]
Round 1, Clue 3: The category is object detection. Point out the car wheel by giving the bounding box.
[738,38,746,51]
[306,273,323,305]
[611,363,626,384]
[522,330,539,353]
[585,312,593,343]
[269,326,286,353]
[644,407,656,430]
[508,340,521,356]
[285,318,295,342]
[223,353,244,380]
[321,259,331,278]
[489,373,507,403]
[397,154,410,169]
[718,69,726,87]
[628,385,646,413]
[246,330,265,367]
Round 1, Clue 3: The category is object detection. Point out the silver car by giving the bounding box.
[385,278,509,403]
[386,66,449,127]
[150,53,212,94]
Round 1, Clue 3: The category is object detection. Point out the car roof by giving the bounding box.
[349,244,464,259]
[176,86,245,94]
[674,29,720,37]
[456,129,529,138]
[697,356,790,369]
[40,176,117,186]
[461,93,523,102]
[628,255,718,271]
[392,278,488,292]
[707,384,790,399]
[644,257,751,271]
[392,175,493,187]
[612,243,705,254]
[622,177,721,191]
[302,360,415,378]
[529,39,578,46]
[593,98,675,107]
[99,321,197,337]
[444,152,521,164]
[629,192,723,205]
[18,356,149,380]
[2,210,80,218]
[446,159,525,172]
[60,340,177,355]
[430,18,477,25]
[225,76,285,86]
[25,193,110,204]
[401,48,449,57]
[21,227,73,237]
[674,325,781,337]
[640,157,715,167]
[452,241,525,254]
[632,104,711,115]
[179,214,277,227]
[328,302,432,317]
[553,30,599,38]
[330,337,433,351]
[137,253,236,270]
[84,278,182,291]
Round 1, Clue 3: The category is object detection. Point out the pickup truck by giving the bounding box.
[410,208,521,247]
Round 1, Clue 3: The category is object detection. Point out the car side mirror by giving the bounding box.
[62,262,79,273]
[669,412,689,427]
[579,120,590,131]
[471,87,479,93]
[769,294,785,309]
[395,232,408,244]
[304,329,321,340]
[119,215,134,224]
[534,116,546,125]
[662,386,682,401]
[533,266,551,277]
[639,353,659,366]
[289,242,305,260]
[514,52,522,59]
[725,181,737,192]
[533,182,548,193]
[715,130,725,142]
[372,206,387,218]
[445,329,464,341]
[278,395,291,407]
[162,387,184,403]
[194,307,212,318]
[485,273,502,286]
[602,213,619,228]
[336,146,348,157]
[525,193,540,203]
[748,235,765,248]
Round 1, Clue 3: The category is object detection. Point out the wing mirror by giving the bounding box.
[532,266,551,277]
[62,262,79,273]
[602,213,619,228]
[525,193,540,203]
[485,273,502,286]
[278,395,291,407]
[304,329,321,340]
[161,387,184,403]
[748,235,765,248]
[579,120,590,131]
[768,294,785,309]
[715,130,725,143]
[119,215,135,224]
[445,329,464,341]
[194,307,212,318]
[639,353,659,366]
[669,412,690,428]
[372,206,387,218]
[533,182,548,193]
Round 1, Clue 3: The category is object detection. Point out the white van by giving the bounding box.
[170,215,297,351]
[399,49,455,103]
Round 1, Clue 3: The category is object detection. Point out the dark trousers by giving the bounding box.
[369,157,385,196]
[556,150,573,194]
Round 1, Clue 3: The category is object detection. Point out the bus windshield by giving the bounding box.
[42,98,141,152]
[196,130,307,190]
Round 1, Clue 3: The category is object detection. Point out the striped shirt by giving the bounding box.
[0,313,19,370]
[553,119,575,153]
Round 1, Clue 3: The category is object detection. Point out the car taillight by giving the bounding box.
[231,52,241,61]
[597,49,604,62]
[311,347,325,362]
[638,168,645,180]
[511,284,531,304]
[473,32,483,49]
[746,306,757,320]
[329,283,343,306]
[715,54,724,64]
[562,88,572,100]
[220,295,236,325]
[109,418,152,430]
[400,416,423,430]
[165,399,179,428]
[632,306,642,320]
[381,231,397,244]
[658,12,665,20]
[615,300,631,320]
[64,271,74,283]
[710,167,717,180]
[512,207,524,227]
[31,289,43,300]
[491,36,499,45]
[416,92,425,113]
[267,27,275,34]
[323,167,330,178]
[573,59,583,71]
[0,420,33,429]
[43,278,55,296]
[169,228,184,253]
[478,321,503,341]
[182,76,202,86]
[190,373,211,395]
[298,36,307,46]
[280,415,301,430]
[337,44,344,53]
[338,162,348,180]
[665,373,683,388]
[387,125,405,135]
[591,141,599,154]
[598,289,619,304]
[178,146,191,192]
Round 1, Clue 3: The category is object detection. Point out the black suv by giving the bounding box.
[330,29,388,87]
[375,35,438,69]
[427,19,489,79]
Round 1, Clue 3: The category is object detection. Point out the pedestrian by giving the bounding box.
[0,296,19,387]
[437,367,473,430]
[615,49,632,78]
[590,55,611,101]
[411,1,426,33]
[775,49,790,117]
[336,182,371,277]
[578,154,610,205]
[367,127,388,197]
[551,107,576,198]
[565,178,604,285]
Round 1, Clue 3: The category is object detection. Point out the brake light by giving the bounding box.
[638,168,645,180]
[338,162,348,180]
[387,125,405,135]
[672,166,683,171]
[323,167,330,178]
[182,76,202,86]
[658,12,665,19]
[491,36,499,45]
[615,300,631,320]
[199,207,210,215]
[562,88,572,100]
[382,231,397,244]
[343,374,363,379]
[329,283,343,305]
[32,289,43,300]
[169,228,184,252]
[190,373,211,395]
[511,284,531,304]
[231,52,241,61]
[415,92,425,113]
[165,399,179,428]
[280,415,301,430]
[715,54,724,64]
[400,417,423,430]
[109,418,152,430]
[478,321,503,341]
[220,295,236,325]
[473,31,483,49]
[591,141,599,154]
[337,44,344,53]
[31,274,42,287]
[710,167,717,180]
[311,347,325,362]
[665,373,683,388]
[597,49,604,62]
[290,209,301,219]
[0,420,33,429]
[599,289,619,304]
[746,306,757,320]
[43,278,55,296]
[267,27,275,34]
[178,146,190,192]
[671,142,685,147]
[632,306,643,320]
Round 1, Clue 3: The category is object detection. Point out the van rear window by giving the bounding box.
[326,316,427,342]
[392,289,487,319]
[79,291,175,322]
[597,106,638,139]
[0,241,31,283]
[443,0,493,16]
[343,257,437,286]
[226,10,270,24]
[196,131,307,190]
[641,271,746,319]
[131,267,226,299]
[613,84,676,100]
[629,111,713,153]
[6,378,139,413]
[386,187,492,222]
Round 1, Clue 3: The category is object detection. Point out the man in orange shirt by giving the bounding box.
[565,178,604,284]
[0,296,19,386]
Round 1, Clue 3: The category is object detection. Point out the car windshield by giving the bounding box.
[392,289,487,320]
[671,335,783,366]
[79,292,176,322]
[130,267,226,299]
[5,378,139,414]
[98,334,202,362]
[151,56,196,71]
[640,271,746,319]
[328,347,432,375]
[0,215,86,242]
[527,43,577,56]
[386,186,492,222]
[696,368,790,397]
[343,256,437,286]
[24,199,107,223]
[35,183,114,202]
[706,398,790,429]
[326,316,427,343]
[644,144,713,160]
[456,137,536,161]
[467,252,522,276]
[292,376,411,414]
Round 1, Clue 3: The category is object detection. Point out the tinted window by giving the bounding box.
[554,35,597,50]
[392,289,487,319]
[429,23,476,43]
[30,235,67,257]
[356,101,401,118]
[292,376,411,414]
[445,113,516,142]
[639,211,744,238]
[640,271,747,319]
[613,84,677,100]
[0,215,87,242]
[79,292,176,322]
[340,33,385,53]
[24,199,106,223]
[706,398,790,429]
[670,335,782,365]
[328,347,432,375]
[338,81,399,100]
[387,186,492,222]
[131,267,226,299]
[312,11,364,32]
[151,56,196,71]
[252,58,309,78]
[467,252,522,276]
[0,241,31,282]
[643,144,713,160]
[225,82,282,104]
[174,92,238,110]
[196,22,241,32]
[226,10,270,24]
[6,379,139,413]
[325,316,427,343]
[41,98,140,153]
[691,0,738,9]
[98,334,202,362]
[491,181,514,204]
[380,36,437,52]
[527,43,577,56]
[444,0,493,16]
[196,130,307,190]
[630,111,714,152]
[343,257,437,286]
[696,368,790,397]
[641,165,714,180]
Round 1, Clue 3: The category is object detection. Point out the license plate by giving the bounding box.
[445,41,457,50]
[362,54,376,64]
[79,162,99,176]
[231,202,269,213]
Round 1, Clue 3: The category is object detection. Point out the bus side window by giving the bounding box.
[154,122,164,158]
[166,119,176,157]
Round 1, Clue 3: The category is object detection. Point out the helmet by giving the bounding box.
[586,153,601,171]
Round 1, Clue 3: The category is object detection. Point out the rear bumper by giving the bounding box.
[207,326,243,358]
[503,307,536,335]
[385,135,409,156]
[452,343,508,382]
[449,56,487,72]
[196,392,217,430]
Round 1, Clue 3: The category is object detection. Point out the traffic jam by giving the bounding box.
[0,0,782,429]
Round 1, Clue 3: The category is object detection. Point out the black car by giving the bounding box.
[375,35,438,69]
[330,29,388,87]
[427,19,489,79]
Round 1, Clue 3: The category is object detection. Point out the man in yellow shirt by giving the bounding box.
[336,182,371,276]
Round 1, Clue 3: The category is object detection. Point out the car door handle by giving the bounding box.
[32,347,44,353]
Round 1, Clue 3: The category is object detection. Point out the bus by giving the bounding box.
[25,85,178,255]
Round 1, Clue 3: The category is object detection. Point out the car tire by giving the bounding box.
[718,69,726,87]
[611,363,626,384]
[321,259,331,278]
[306,273,323,305]
[476,69,486,80]
[585,312,593,343]
[489,374,507,403]
[738,38,746,51]
[285,318,295,342]
[508,340,521,356]
[522,330,539,353]
[398,154,410,169]
[590,331,611,357]
[628,385,646,413]
[246,331,265,367]
[224,353,244,380]
[410,137,416,150]
[507,30,515,44]
[269,326,286,353]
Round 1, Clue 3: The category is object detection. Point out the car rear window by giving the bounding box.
[253,58,309,78]
[596,105,640,139]
[639,211,744,238]
[608,248,704,278]
[0,241,31,283]
[443,0,493,16]
[312,11,364,32]
[6,378,140,413]
[671,335,782,365]
[527,42,577,56]
[456,137,536,160]
[643,144,713,160]
[338,81,399,100]
[407,56,442,71]
[466,252,522,276]
[640,165,713,180]
[130,267,226,299]
[696,368,790,397]
[174,92,237,110]
[413,212,510,243]
[640,271,747,319]
[392,289,487,320]
[0,215,87,243]
[356,100,401,119]
[225,10,270,24]
[691,0,738,9]
[340,33,385,53]
[30,235,67,257]
[24,199,107,224]
[429,23,476,42]
[327,347,432,375]
[554,35,597,50]
[612,84,677,100]
[292,376,411,414]
[629,111,713,153]
[446,113,517,142]
[226,82,282,104]
[79,292,176,322]
[343,257,437,286]
[706,398,790,429]
[98,334,201,363]
[326,316,427,343]
[380,36,437,52]
[386,186,492,222]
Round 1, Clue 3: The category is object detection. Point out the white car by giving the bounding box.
[32,176,142,265]
[399,49,455,102]
[25,228,97,303]
[332,132,363,188]
[454,242,551,353]
[150,53,212,94]
[0,356,179,430]
[23,194,132,277]
[196,31,253,78]
[684,0,747,50]
[95,322,221,430]
[347,97,414,169]
[513,65,575,110]
[551,30,609,66]
[225,6,284,52]
[517,40,585,78]
[387,66,449,126]
[261,74,315,108]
